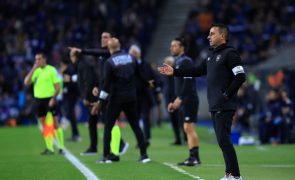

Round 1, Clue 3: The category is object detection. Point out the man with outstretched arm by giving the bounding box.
[159,23,245,180]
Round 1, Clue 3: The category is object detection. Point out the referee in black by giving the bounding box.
[92,37,150,163]
[159,23,245,180]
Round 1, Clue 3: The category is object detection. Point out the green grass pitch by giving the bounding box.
[1,123,295,179]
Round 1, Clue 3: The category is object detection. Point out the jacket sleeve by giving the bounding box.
[224,51,246,98]
[81,48,109,56]
[99,61,113,102]
[77,64,87,99]
[174,59,207,77]
[178,59,195,99]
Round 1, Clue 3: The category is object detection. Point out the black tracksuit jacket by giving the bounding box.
[174,55,198,102]
[81,48,110,89]
[99,50,146,103]
[174,44,246,111]
[76,58,98,102]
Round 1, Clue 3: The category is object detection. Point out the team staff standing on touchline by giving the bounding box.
[92,37,150,163]
[167,37,201,166]
[68,31,129,156]
[159,23,245,180]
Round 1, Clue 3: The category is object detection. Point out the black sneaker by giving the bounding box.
[80,148,97,156]
[59,149,65,155]
[119,142,129,156]
[177,157,200,166]
[108,153,120,162]
[139,154,151,163]
[96,153,120,163]
[40,149,54,155]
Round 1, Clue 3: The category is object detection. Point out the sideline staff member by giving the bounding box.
[92,38,150,163]
[158,23,245,180]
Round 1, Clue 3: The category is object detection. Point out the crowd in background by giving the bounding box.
[231,69,295,144]
[179,0,295,144]
[1,0,295,145]
[182,0,295,65]
[0,0,164,125]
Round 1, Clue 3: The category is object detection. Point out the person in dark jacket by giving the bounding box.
[68,32,129,156]
[129,44,155,147]
[158,23,245,180]
[163,56,183,145]
[59,59,80,142]
[167,38,201,166]
[69,51,99,155]
[92,38,150,163]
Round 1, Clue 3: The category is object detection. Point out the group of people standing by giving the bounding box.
[26,23,245,179]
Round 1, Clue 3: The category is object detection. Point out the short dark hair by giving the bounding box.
[173,37,186,49]
[35,53,47,59]
[101,31,114,38]
[211,23,230,42]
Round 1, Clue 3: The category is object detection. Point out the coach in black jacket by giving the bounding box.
[92,38,150,163]
[69,51,99,155]
[69,32,129,155]
[159,24,245,180]
[129,44,156,147]
[162,56,183,145]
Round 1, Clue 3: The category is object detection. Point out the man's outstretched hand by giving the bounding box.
[158,63,174,76]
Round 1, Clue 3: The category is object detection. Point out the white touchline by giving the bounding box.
[38,125,99,180]
[163,162,205,180]
[255,146,269,151]
[63,148,99,180]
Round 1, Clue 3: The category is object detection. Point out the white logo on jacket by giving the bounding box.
[216,54,221,61]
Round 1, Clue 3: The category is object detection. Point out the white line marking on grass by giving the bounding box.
[38,116,99,179]
[53,141,99,180]
[255,146,269,151]
[163,162,204,180]
[63,148,99,180]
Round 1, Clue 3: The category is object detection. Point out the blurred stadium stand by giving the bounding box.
[1,0,295,144]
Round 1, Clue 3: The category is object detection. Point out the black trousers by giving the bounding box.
[63,96,79,137]
[103,100,146,157]
[86,105,98,150]
[211,111,240,177]
[137,99,152,142]
[169,109,181,142]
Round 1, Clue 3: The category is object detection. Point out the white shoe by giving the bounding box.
[139,154,151,163]
[229,176,242,180]
[220,173,231,180]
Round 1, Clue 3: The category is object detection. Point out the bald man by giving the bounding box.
[92,38,150,163]
[162,56,184,146]
[129,44,157,147]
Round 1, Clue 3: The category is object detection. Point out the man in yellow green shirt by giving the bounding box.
[24,53,64,155]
